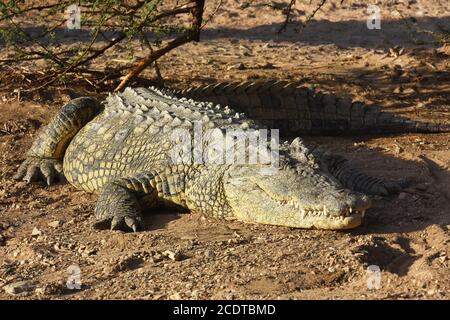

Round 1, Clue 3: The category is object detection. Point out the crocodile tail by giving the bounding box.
[174,80,449,136]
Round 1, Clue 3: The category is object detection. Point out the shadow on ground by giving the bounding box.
[1,16,449,49]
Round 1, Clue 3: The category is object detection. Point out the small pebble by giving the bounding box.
[3,281,33,295]
[398,192,409,200]
[48,220,61,228]
[163,250,182,261]
[31,227,42,236]
[226,63,246,71]
[204,250,216,259]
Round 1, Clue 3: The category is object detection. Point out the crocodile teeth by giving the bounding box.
[275,200,367,220]
[300,209,306,219]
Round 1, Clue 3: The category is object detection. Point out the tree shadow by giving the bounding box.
[202,16,450,49]
[357,236,416,276]
[1,16,449,49]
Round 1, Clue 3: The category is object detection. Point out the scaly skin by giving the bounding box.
[176,80,450,136]
[15,85,413,231]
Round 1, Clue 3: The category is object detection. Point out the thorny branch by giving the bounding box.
[115,0,205,91]
[0,0,208,91]
[277,0,329,33]
[277,0,296,33]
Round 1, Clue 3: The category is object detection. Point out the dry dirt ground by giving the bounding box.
[0,0,449,299]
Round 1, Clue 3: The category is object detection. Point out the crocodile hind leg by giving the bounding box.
[316,151,407,196]
[14,97,100,185]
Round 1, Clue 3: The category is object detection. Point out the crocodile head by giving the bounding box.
[223,160,371,230]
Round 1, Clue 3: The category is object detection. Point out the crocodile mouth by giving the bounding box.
[247,178,371,229]
[274,199,367,220]
[224,172,371,230]
[265,195,371,230]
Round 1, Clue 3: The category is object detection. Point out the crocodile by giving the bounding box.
[13,81,448,232]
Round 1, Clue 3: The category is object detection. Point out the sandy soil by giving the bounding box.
[0,0,449,299]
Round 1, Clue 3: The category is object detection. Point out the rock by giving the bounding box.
[35,283,63,296]
[31,227,42,236]
[389,46,405,57]
[81,248,98,257]
[190,289,199,298]
[34,287,45,295]
[403,87,417,94]
[398,192,409,200]
[227,63,246,71]
[259,62,275,69]
[262,42,283,49]
[162,250,183,261]
[151,252,165,263]
[393,144,403,154]
[204,249,216,259]
[437,44,450,56]
[4,280,34,294]
[239,2,250,9]
[239,45,252,56]
[169,292,182,299]
[112,255,144,272]
[393,86,403,94]
[48,220,61,228]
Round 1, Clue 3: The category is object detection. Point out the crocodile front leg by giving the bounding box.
[94,183,146,232]
[14,97,100,185]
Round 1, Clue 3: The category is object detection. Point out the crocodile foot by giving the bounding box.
[14,157,65,185]
[94,214,144,232]
[94,182,144,232]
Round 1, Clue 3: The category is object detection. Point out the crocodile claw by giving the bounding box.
[110,216,123,231]
[15,158,65,186]
[95,215,143,233]
[124,217,139,232]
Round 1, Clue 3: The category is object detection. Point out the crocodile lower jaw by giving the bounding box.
[275,199,366,220]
